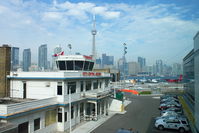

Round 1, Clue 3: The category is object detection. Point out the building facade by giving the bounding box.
[23,49,31,71]
[184,31,199,132]
[194,31,199,132]
[0,45,11,97]
[128,61,140,75]
[156,59,163,76]
[137,57,146,72]
[38,44,47,70]
[0,55,112,133]
[11,47,19,71]
[183,49,194,107]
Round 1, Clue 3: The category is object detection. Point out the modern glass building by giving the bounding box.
[23,48,31,71]
[183,49,194,106]
[194,31,199,132]
[38,44,47,70]
[184,31,199,132]
[11,47,19,71]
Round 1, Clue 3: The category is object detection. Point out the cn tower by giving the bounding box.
[91,14,97,60]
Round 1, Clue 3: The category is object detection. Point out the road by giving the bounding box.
[92,94,179,133]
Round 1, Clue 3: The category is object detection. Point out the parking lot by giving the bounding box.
[92,94,190,133]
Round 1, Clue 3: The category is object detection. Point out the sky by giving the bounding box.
[0,0,199,65]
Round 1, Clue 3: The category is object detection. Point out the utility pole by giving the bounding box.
[123,43,127,82]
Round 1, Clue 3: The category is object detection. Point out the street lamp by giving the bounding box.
[123,43,127,82]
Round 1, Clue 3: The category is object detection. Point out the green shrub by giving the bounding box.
[139,91,151,95]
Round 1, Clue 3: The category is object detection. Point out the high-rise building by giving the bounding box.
[128,61,140,75]
[0,45,11,97]
[156,59,163,75]
[172,63,183,76]
[102,54,114,67]
[38,44,47,70]
[23,48,31,71]
[137,57,146,72]
[11,47,19,71]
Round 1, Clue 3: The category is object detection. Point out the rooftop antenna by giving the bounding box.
[68,44,72,55]
[91,14,97,60]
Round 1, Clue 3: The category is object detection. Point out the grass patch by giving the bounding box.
[139,91,151,95]
[178,96,195,124]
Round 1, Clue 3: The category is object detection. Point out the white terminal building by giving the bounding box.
[0,55,112,133]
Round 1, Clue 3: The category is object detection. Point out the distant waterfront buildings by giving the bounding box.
[38,44,47,70]
[172,63,182,76]
[11,47,19,71]
[23,48,31,71]
[137,57,146,72]
[156,59,163,75]
[128,61,140,75]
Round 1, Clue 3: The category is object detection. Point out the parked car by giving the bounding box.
[155,118,190,133]
[161,111,184,117]
[159,103,181,110]
[161,97,179,102]
[161,108,183,115]
[161,95,178,100]
[155,114,186,121]
[160,99,180,104]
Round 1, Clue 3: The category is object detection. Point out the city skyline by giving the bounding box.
[0,0,199,64]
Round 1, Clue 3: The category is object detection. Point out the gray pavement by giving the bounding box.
[92,94,179,133]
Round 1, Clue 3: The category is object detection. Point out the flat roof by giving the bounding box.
[0,98,34,105]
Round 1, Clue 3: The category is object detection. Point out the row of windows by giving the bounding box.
[56,61,94,71]
[57,80,108,95]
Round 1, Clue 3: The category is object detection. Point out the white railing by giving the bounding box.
[84,89,112,98]
[0,97,57,115]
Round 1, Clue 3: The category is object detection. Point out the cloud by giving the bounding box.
[0,0,198,64]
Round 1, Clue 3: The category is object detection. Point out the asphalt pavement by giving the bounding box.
[92,94,179,133]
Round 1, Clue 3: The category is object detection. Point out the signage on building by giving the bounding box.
[82,72,101,76]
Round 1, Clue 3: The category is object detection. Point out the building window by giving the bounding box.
[66,61,74,70]
[57,82,62,95]
[83,61,89,71]
[71,106,74,119]
[75,61,83,70]
[65,112,67,122]
[34,118,40,131]
[58,61,66,70]
[89,62,94,71]
[105,80,109,87]
[80,81,84,92]
[85,81,91,91]
[99,82,102,88]
[76,104,79,117]
[93,80,98,89]
[58,108,62,122]
[67,82,76,94]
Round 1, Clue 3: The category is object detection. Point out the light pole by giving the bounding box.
[69,86,72,133]
[123,43,127,83]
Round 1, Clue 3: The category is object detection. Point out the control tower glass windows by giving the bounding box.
[84,61,89,70]
[75,61,83,70]
[66,61,74,70]
[89,62,94,71]
[56,60,94,71]
[58,61,66,70]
